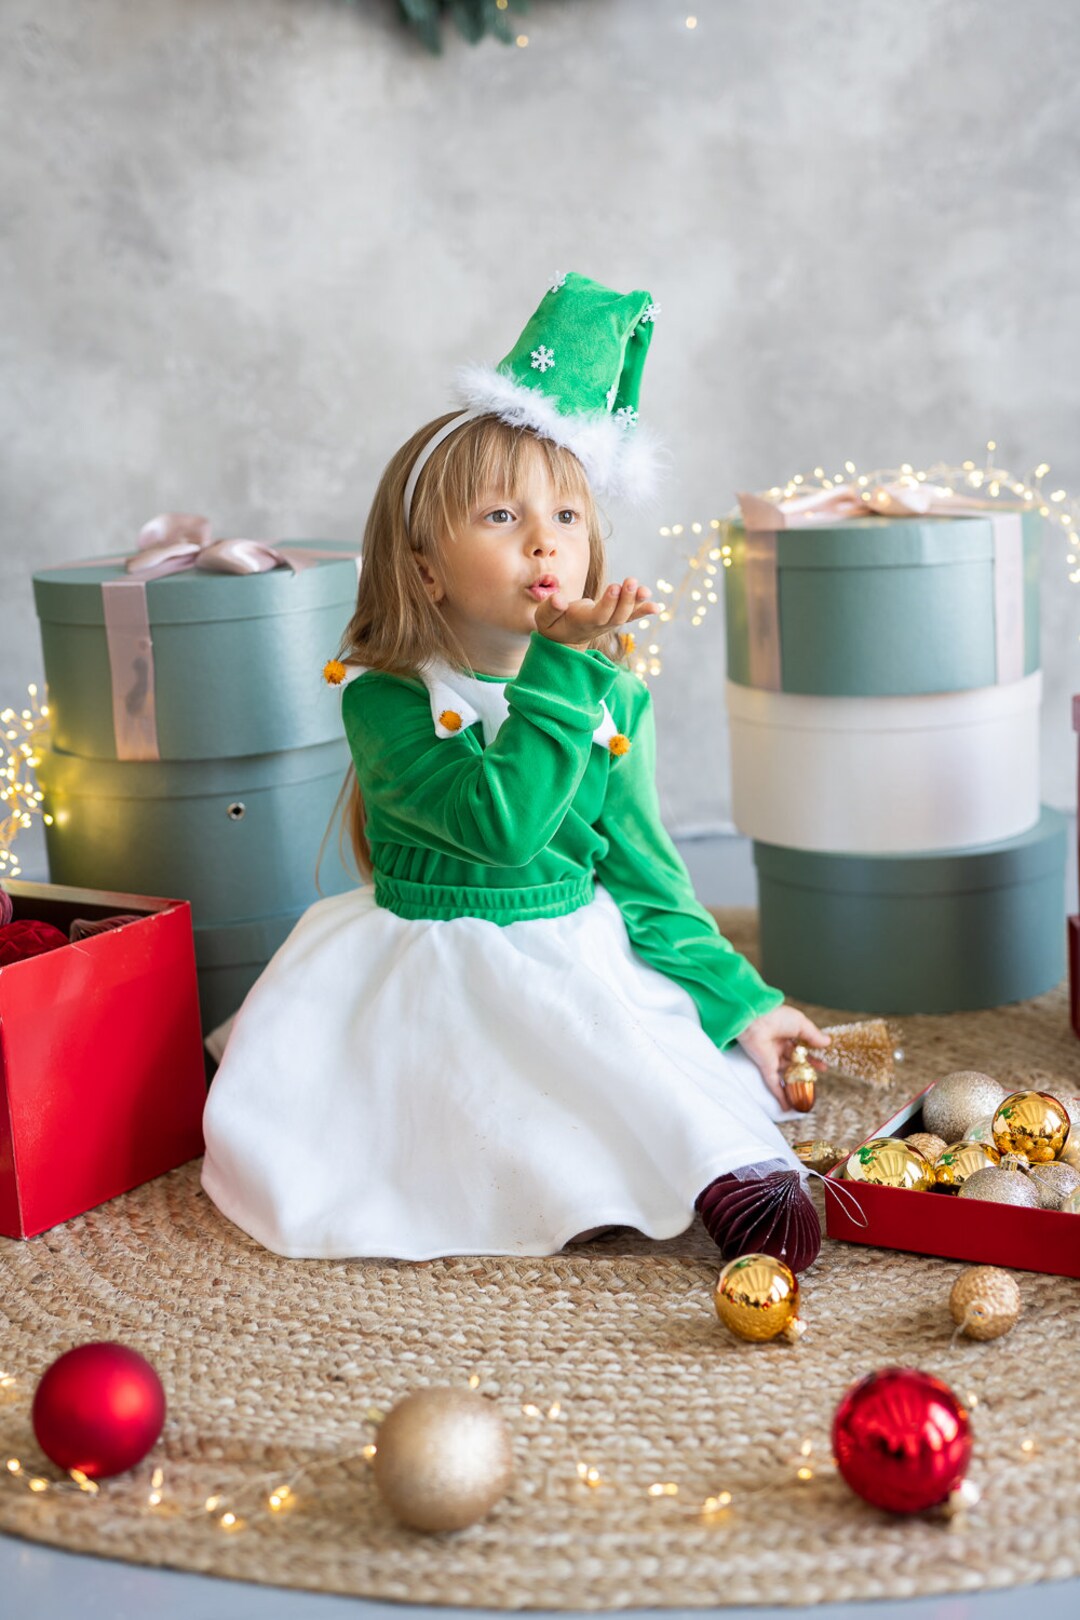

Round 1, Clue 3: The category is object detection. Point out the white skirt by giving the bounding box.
[200,884,805,1260]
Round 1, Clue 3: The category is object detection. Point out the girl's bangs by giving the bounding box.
[431,419,594,540]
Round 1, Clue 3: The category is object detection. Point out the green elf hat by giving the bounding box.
[456,271,662,501]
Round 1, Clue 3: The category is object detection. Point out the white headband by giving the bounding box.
[402,408,485,537]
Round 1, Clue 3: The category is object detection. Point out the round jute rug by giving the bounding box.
[2,911,1079,1609]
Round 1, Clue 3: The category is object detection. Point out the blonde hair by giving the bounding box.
[327,413,624,880]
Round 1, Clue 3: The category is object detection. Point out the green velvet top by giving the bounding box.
[341,631,784,1049]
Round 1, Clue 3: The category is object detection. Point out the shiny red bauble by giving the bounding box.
[32,1343,166,1479]
[832,1367,972,1514]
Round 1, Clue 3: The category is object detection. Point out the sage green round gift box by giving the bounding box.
[38,740,357,930]
[754,808,1066,1014]
[723,513,1042,697]
[193,909,306,1034]
[32,541,359,760]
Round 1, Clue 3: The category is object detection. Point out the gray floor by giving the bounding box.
[4,826,1078,1615]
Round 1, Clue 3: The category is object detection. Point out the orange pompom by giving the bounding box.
[322,659,346,686]
[608,733,631,756]
[439,709,463,733]
[617,632,636,656]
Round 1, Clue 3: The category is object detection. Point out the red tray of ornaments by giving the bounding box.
[823,1085,1080,1280]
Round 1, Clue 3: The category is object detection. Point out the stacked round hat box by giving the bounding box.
[721,482,1066,1013]
[32,518,360,1032]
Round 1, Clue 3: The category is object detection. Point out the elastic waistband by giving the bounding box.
[373,870,595,924]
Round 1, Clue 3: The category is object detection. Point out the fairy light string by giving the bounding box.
[0,684,51,878]
[636,445,1078,680]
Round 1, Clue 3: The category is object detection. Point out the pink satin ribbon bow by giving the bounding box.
[127,514,319,578]
[737,481,1018,531]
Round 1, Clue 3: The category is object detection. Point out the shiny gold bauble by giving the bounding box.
[714,1253,804,1343]
[933,1140,1001,1193]
[372,1387,514,1532]
[905,1132,948,1164]
[844,1138,935,1191]
[991,1091,1071,1164]
[923,1071,1007,1144]
[1060,1187,1080,1215]
[781,1047,816,1113]
[965,1114,997,1146]
[949,1266,1022,1341]
[1024,1160,1080,1210]
[957,1165,1041,1208]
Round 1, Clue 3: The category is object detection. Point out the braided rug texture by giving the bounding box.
[1,911,1079,1608]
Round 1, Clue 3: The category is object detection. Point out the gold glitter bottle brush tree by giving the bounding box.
[781,1019,903,1113]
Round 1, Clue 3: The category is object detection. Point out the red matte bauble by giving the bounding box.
[832,1367,972,1514]
[32,1343,166,1479]
[0,919,69,966]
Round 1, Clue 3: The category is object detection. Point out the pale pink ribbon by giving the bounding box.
[734,482,1028,691]
[126,513,328,578]
[737,481,1020,530]
[37,518,361,760]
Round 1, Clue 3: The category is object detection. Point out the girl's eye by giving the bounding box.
[556,509,579,525]
[485,508,514,524]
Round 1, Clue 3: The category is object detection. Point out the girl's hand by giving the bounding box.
[535,577,660,647]
[736,1006,830,1108]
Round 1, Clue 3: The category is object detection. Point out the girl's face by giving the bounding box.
[417,444,592,674]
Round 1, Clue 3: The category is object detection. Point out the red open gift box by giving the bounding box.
[1070,915,1080,1041]
[0,880,206,1239]
[824,1086,1080,1279]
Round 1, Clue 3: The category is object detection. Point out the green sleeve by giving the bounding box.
[594,677,784,1047]
[343,632,620,868]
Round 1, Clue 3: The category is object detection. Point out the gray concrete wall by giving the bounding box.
[4,0,1079,842]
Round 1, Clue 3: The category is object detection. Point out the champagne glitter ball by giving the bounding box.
[844,1138,935,1191]
[1025,1160,1080,1210]
[372,1387,513,1532]
[991,1091,1071,1163]
[714,1253,804,1343]
[923,1072,1007,1143]
[957,1165,1041,1208]
[905,1132,947,1164]
[949,1267,1022,1341]
[933,1140,1001,1193]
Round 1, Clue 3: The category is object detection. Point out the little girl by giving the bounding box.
[201,274,828,1269]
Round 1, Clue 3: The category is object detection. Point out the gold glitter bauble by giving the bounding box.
[933,1140,1001,1193]
[1059,1135,1080,1172]
[991,1091,1071,1163]
[905,1132,948,1164]
[372,1387,513,1532]
[1025,1160,1080,1210]
[923,1072,1007,1143]
[781,1047,816,1113]
[957,1165,1041,1208]
[844,1138,935,1191]
[794,1140,848,1175]
[949,1266,1022,1341]
[714,1253,804,1343]
[1060,1187,1080,1215]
